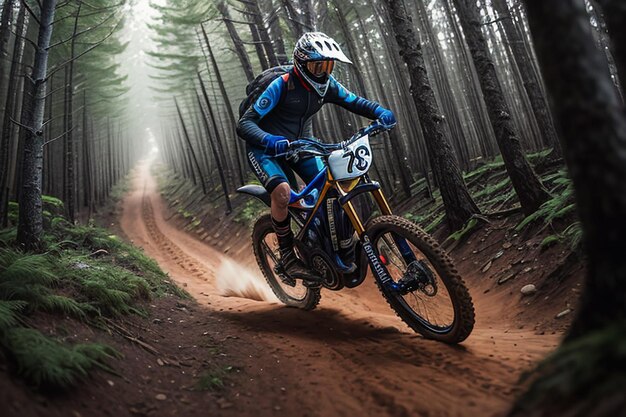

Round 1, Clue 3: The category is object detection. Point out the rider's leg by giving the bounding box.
[270,182,293,258]
[270,182,321,282]
[247,146,321,282]
[270,182,290,222]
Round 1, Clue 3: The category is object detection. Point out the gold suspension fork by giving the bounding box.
[341,200,366,237]
[372,188,393,216]
[337,183,394,237]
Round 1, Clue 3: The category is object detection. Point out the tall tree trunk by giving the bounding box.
[264,1,288,63]
[246,13,269,70]
[17,0,57,249]
[332,4,367,94]
[174,98,206,194]
[510,1,626,414]
[246,0,278,67]
[355,11,412,199]
[0,2,24,227]
[217,1,255,83]
[106,120,113,197]
[382,0,481,231]
[597,0,626,89]
[453,0,550,215]
[525,0,626,341]
[63,3,82,223]
[81,91,92,212]
[443,0,498,159]
[200,23,245,186]
[491,0,562,157]
[195,89,232,213]
[197,72,232,190]
[43,73,53,197]
[0,0,14,118]
[280,0,306,36]
[413,0,471,170]
[299,0,315,30]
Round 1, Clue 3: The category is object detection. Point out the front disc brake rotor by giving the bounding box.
[403,260,437,296]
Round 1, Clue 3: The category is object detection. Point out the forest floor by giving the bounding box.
[3,155,584,417]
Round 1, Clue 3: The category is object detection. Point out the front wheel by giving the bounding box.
[366,215,475,343]
[252,214,321,310]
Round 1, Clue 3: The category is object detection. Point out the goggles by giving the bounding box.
[306,60,335,77]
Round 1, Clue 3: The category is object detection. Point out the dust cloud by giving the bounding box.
[216,259,278,303]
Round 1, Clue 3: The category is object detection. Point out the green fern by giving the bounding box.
[40,295,93,320]
[0,300,27,331]
[0,251,57,286]
[41,195,64,208]
[463,155,505,181]
[66,260,150,316]
[540,235,561,249]
[2,327,119,389]
[7,201,18,224]
[563,222,583,250]
[474,177,511,199]
[516,179,575,232]
[0,228,16,246]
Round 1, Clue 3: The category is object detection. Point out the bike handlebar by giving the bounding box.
[280,120,392,160]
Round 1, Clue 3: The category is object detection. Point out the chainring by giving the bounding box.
[308,248,343,291]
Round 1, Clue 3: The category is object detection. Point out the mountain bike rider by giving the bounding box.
[236,32,396,283]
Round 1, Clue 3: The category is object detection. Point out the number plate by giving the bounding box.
[328,136,373,180]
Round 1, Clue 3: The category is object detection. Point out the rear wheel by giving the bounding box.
[252,214,321,310]
[366,215,475,343]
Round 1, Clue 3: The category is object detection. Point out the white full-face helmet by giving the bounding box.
[293,32,353,96]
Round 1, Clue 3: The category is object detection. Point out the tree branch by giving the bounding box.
[10,26,39,52]
[20,0,41,27]
[10,117,39,136]
[45,16,123,79]
[482,15,512,26]
[47,10,116,49]
[44,126,76,146]
[52,0,124,25]
[221,17,253,25]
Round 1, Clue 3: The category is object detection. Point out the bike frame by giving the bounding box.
[288,168,392,240]
[238,123,417,291]
[285,156,420,292]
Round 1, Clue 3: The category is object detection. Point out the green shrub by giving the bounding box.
[516,173,575,232]
[2,327,119,389]
[0,218,187,390]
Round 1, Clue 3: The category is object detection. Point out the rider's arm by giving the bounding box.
[324,76,389,120]
[236,77,286,148]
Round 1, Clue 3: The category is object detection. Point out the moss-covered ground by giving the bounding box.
[0,202,186,390]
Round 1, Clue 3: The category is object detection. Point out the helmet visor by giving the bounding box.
[306,60,335,77]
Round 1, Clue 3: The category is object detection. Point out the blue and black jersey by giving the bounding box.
[236,67,386,148]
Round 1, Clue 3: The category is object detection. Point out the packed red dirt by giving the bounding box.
[2,158,583,417]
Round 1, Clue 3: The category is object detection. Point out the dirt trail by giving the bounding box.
[119,158,560,417]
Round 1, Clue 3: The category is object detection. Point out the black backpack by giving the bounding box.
[238,65,293,118]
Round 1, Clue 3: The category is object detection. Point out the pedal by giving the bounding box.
[280,275,297,287]
[274,265,296,287]
[303,280,322,289]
